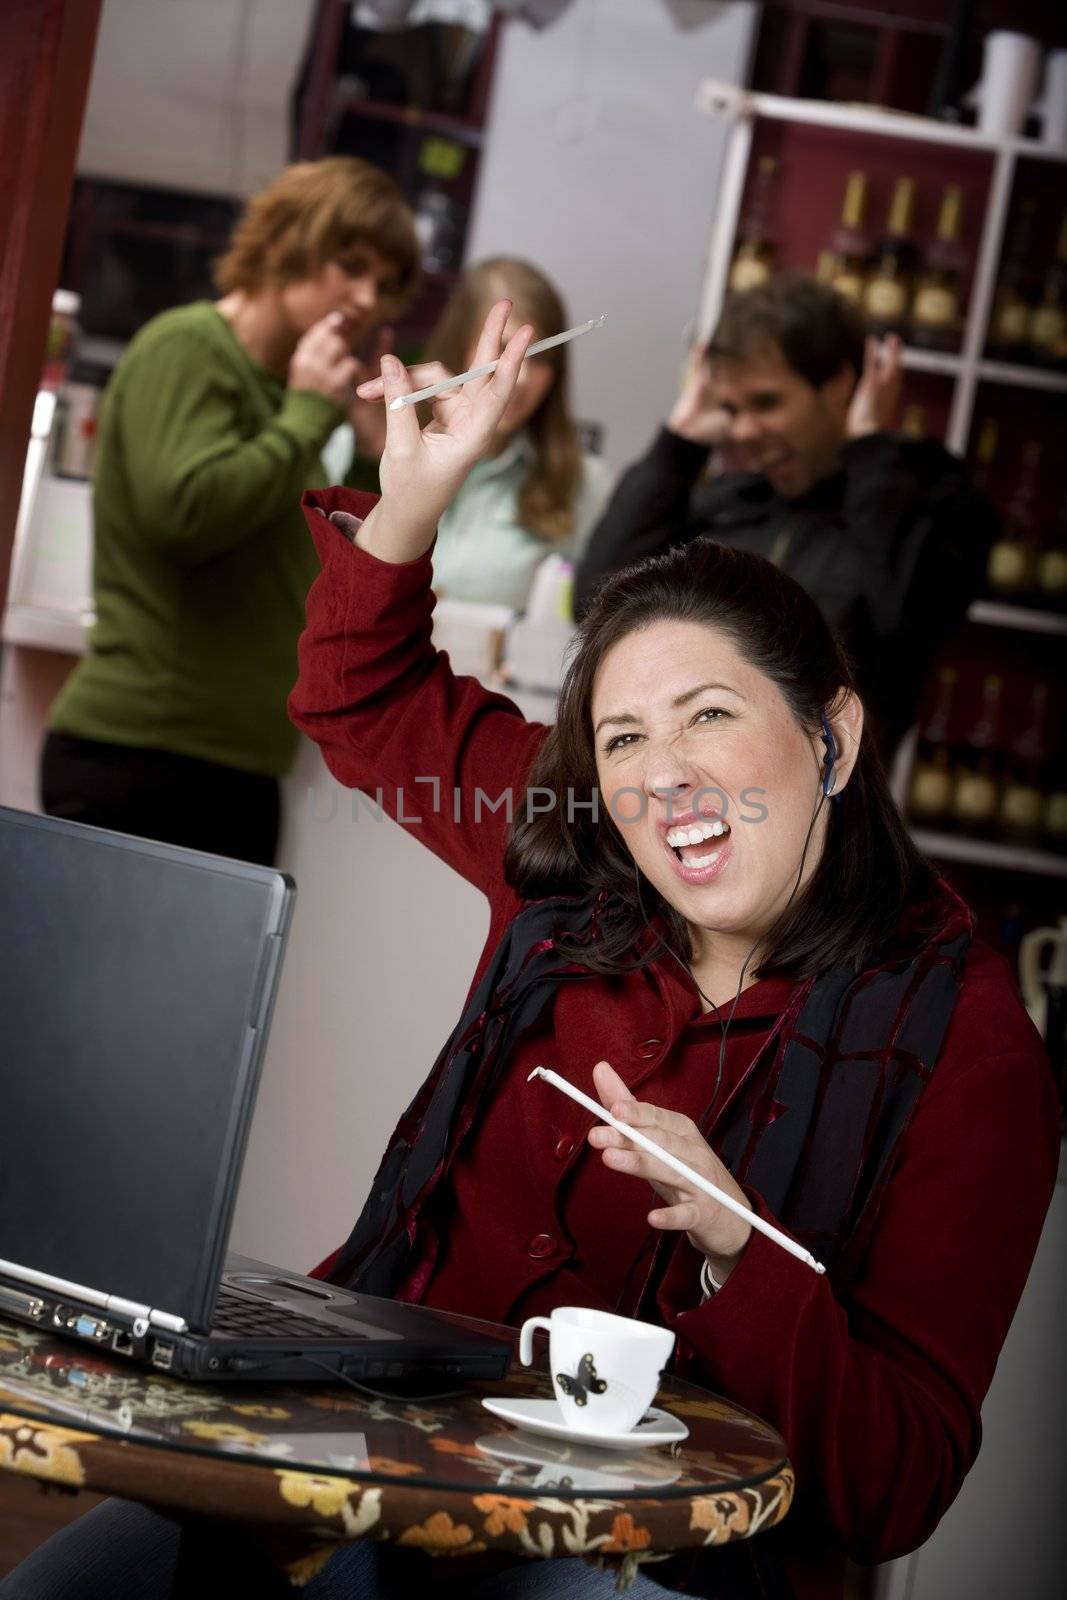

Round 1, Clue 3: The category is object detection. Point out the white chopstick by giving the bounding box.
[388,316,607,410]
[528,1066,826,1276]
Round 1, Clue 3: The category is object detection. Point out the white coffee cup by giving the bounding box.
[518,1306,675,1435]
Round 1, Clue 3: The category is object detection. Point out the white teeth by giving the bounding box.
[683,849,721,869]
[665,819,727,849]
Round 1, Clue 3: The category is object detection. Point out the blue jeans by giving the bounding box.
[0,1498,668,1598]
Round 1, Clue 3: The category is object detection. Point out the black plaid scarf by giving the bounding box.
[326,883,972,1300]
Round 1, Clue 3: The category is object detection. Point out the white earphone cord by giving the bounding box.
[637,778,830,1122]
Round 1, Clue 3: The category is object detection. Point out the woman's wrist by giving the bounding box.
[354,500,437,564]
[700,1234,748,1293]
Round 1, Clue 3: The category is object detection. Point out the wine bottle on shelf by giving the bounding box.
[986,199,1037,364]
[815,251,837,284]
[907,666,958,829]
[863,178,917,338]
[1036,494,1067,607]
[970,418,998,496]
[901,404,927,440]
[824,171,871,305]
[1044,744,1067,855]
[1000,681,1051,847]
[729,156,778,293]
[985,439,1041,601]
[1029,213,1067,370]
[951,673,1005,839]
[911,185,967,351]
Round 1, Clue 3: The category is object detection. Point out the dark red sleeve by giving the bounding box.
[288,487,546,907]
[656,1028,1059,1565]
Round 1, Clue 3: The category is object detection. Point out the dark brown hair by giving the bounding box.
[710,272,866,389]
[214,157,420,314]
[504,539,934,979]
[425,257,583,542]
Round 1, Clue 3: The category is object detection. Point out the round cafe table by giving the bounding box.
[0,1317,793,1590]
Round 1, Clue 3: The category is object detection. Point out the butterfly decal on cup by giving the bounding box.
[555,1352,607,1408]
[519,1306,676,1437]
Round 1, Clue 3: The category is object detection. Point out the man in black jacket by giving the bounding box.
[574,275,997,758]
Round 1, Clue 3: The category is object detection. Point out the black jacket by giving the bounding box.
[575,427,998,755]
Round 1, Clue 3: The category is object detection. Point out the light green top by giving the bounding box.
[48,300,374,776]
[431,433,612,612]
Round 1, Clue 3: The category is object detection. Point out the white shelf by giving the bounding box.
[976,361,1067,394]
[695,81,1067,452]
[2,605,91,656]
[1006,137,1067,166]
[695,82,1067,161]
[911,829,1067,878]
[901,348,963,377]
[967,600,1067,636]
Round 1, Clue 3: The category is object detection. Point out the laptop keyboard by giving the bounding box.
[211,1283,356,1341]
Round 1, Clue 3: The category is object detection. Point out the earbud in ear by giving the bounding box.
[819,711,839,799]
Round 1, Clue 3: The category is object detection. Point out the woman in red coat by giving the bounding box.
[5,305,1058,1600]
[282,303,1058,1598]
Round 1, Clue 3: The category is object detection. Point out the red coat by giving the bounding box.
[289,488,1060,1600]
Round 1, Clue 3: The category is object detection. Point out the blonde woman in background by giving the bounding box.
[41,158,420,866]
[403,257,612,611]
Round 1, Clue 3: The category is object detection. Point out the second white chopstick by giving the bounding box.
[388,316,607,410]
[528,1066,826,1276]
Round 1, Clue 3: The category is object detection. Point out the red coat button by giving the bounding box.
[527,1233,556,1258]
[637,1038,663,1059]
[554,1136,575,1162]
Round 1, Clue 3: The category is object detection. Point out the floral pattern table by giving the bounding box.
[0,1319,792,1589]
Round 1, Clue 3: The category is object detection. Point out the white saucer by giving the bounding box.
[480,1396,688,1450]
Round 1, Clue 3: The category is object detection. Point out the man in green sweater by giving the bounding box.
[43,157,420,864]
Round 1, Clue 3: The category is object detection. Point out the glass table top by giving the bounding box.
[0,1318,787,1501]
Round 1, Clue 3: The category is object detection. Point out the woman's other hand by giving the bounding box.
[355,299,533,563]
[587,1060,752,1284]
[288,312,359,409]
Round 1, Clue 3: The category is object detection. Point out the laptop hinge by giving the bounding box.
[0,1257,187,1334]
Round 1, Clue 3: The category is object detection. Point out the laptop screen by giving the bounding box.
[0,809,293,1331]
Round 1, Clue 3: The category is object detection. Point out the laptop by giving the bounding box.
[0,807,510,1387]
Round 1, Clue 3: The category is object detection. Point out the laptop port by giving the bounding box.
[111,1330,134,1355]
[52,1307,109,1340]
[0,1286,45,1320]
[74,1314,109,1341]
[150,1341,175,1371]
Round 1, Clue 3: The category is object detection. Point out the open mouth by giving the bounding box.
[663,816,732,874]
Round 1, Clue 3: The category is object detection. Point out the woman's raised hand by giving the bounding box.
[353,300,533,564]
[587,1060,753,1285]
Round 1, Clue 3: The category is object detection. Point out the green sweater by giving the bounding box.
[50,301,375,776]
